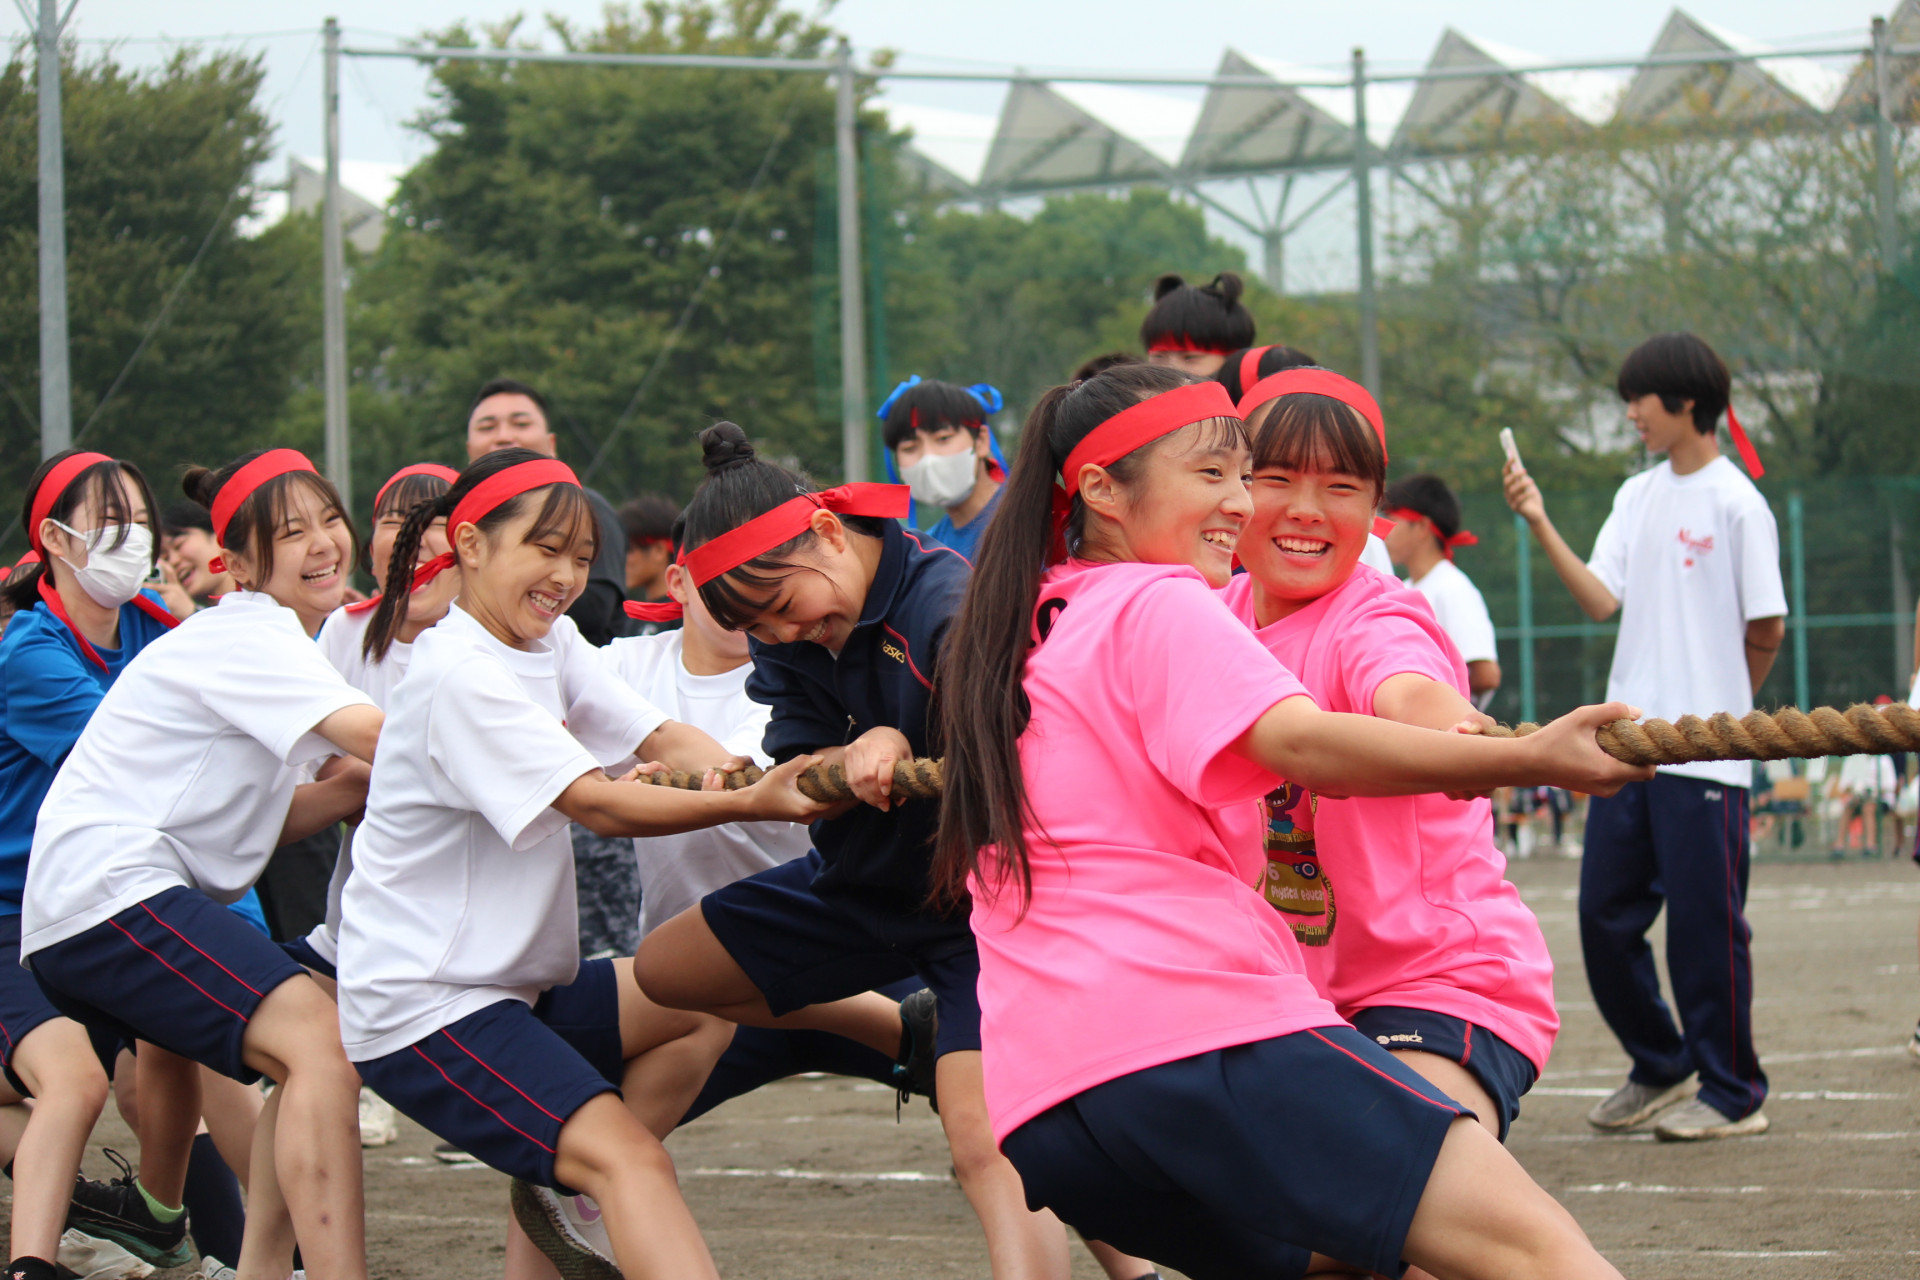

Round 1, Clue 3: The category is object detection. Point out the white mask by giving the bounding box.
[901,449,980,511]
[52,520,154,609]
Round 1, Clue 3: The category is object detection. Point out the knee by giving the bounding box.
[631,945,695,1012]
[41,1062,112,1117]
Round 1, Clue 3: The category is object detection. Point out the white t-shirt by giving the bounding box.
[1408,559,1498,665]
[603,631,812,939]
[1588,456,1788,789]
[1359,533,1394,577]
[336,605,669,1061]
[21,592,375,957]
[303,605,419,965]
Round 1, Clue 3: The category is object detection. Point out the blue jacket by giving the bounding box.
[747,521,969,908]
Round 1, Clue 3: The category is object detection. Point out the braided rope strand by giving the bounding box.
[630,704,1920,803]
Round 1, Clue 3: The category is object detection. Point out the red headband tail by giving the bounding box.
[210,449,319,548]
[411,458,583,591]
[1372,515,1397,539]
[624,599,684,623]
[1726,406,1764,478]
[1388,507,1478,560]
[1239,369,1387,462]
[1237,346,1271,399]
[29,452,114,556]
[686,484,910,588]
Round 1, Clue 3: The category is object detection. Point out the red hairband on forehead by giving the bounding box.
[29,452,114,556]
[1388,507,1479,560]
[1237,368,1386,461]
[25,452,177,668]
[409,457,581,591]
[374,462,460,511]
[1147,336,1237,357]
[211,449,317,549]
[684,484,911,589]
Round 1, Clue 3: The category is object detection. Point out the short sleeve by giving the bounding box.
[556,627,671,765]
[1733,496,1788,621]
[1333,599,1466,711]
[1,622,107,769]
[1122,577,1312,808]
[427,661,603,851]
[721,699,776,766]
[1588,501,1629,601]
[196,623,374,765]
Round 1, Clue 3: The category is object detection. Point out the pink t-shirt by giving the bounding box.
[1219,567,1558,1070]
[970,560,1343,1142]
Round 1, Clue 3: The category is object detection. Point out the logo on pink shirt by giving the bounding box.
[1262,782,1335,946]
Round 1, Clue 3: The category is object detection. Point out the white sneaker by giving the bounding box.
[509,1179,621,1280]
[1585,1075,1697,1130]
[196,1259,304,1280]
[1653,1098,1770,1141]
[56,1229,154,1280]
[358,1085,398,1147]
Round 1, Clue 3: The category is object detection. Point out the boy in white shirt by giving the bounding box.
[1382,473,1501,705]
[1505,332,1787,1142]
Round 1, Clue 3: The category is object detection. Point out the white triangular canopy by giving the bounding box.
[1617,8,1845,123]
[979,79,1196,193]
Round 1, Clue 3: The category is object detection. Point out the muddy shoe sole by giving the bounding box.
[509,1178,622,1280]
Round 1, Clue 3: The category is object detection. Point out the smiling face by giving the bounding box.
[466,393,558,462]
[454,487,596,649]
[162,526,232,598]
[704,510,880,654]
[223,480,355,635]
[1240,462,1377,619]
[371,509,457,630]
[1625,392,1697,456]
[1081,422,1252,589]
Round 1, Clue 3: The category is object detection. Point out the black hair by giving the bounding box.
[619,493,681,547]
[6,450,160,614]
[159,500,213,538]
[181,452,359,593]
[1616,333,1729,433]
[1070,352,1143,383]
[681,422,888,633]
[373,472,454,526]
[468,377,553,425]
[1139,272,1255,355]
[1212,344,1320,403]
[364,447,593,662]
[1383,474,1464,544]
[880,380,991,451]
[934,364,1246,910]
[1247,380,1388,503]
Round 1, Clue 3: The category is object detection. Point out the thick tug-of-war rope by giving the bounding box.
[633,704,1920,803]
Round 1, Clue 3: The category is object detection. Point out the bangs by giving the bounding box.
[514,484,597,553]
[64,461,147,554]
[695,534,810,633]
[247,471,362,580]
[1249,395,1386,490]
[1153,415,1250,460]
[373,473,451,523]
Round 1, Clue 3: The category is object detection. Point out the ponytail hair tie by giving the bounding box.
[965,383,1004,415]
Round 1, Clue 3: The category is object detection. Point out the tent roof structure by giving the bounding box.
[1615,9,1845,124]
[975,78,1198,194]
[1389,28,1623,155]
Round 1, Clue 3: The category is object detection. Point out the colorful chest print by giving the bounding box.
[1261,781,1335,945]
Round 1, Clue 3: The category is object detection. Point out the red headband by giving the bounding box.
[1147,336,1235,356]
[410,458,581,592]
[1726,406,1764,478]
[1238,369,1386,461]
[374,462,460,512]
[28,452,114,556]
[1237,346,1274,398]
[210,449,318,549]
[625,548,689,624]
[1060,381,1240,498]
[685,484,910,588]
[1389,507,1478,559]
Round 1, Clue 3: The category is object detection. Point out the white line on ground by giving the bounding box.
[1525,1130,1917,1142]
[1539,1044,1909,1080]
[1531,1087,1905,1099]
[688,1167,953,1183]
[1566,1181,1919,1197]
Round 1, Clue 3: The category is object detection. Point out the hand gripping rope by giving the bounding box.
[631,702,1920,804]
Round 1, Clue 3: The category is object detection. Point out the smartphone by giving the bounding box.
[1499,428,1522,470]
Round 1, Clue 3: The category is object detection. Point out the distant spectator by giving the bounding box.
[1140,271,1254,377]
[878,377,1008,560]
[1383,473,1501,706]
[620,493,679,599]
[159,500,233,609]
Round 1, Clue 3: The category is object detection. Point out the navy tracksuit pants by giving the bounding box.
[1579,773,1768,1120]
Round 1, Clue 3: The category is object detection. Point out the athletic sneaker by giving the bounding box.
[893,987,939,1117]
[55,1229,153,1280]
[432,1138,479,1164]
[508,1179,620,1280]
[1584,1076,1697,1131]
[64,1150,192,1269]
[1907,1020,1920,1064]
[1653,1098,1770,1141]
[358,1086,398,1147]
[196,1258,304,1280]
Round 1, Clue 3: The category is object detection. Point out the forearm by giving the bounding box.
[1372,673,1483,731]
[638,719,735,773]
[279,777,364,846]
[1526,514,1618,621]
[1746,616,1785,695]
[557,772,759,839]
[1239,697,1550,797]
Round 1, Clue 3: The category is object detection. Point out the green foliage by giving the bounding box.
[0,45,316,541]
[1809,246,1920,475]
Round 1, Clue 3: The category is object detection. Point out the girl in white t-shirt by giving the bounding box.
[22,448,385,1280]
[338,448,826,1280]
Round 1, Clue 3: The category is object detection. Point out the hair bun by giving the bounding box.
[700,422,757,473]
[1209,272,1245,308]
[1152,273,1186,301]
[180,465,218,508]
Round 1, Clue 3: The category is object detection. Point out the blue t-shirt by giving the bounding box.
[0,593,175,915]
[924,486,1003,562]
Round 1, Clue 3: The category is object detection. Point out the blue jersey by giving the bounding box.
[747,522,969,907]
[0,592,175,914]
[924,487,1003,562]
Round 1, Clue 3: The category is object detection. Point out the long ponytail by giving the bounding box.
[932,363,1199,909]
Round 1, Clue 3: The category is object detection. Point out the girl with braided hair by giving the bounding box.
[933,362,1645,1280]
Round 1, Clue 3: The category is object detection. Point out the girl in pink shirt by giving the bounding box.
[1220,367,1555,1143]
[934,362,1640,1280]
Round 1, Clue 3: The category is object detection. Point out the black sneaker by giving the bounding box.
[65,1149,192,1269]
[892,987,939,1117]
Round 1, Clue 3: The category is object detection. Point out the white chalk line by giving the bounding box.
[1527,1129,1917,1142]
[1567,1180,1919,1198]
[1532,1086,1905,1099]
[688,1166,953,1184]
[1539,1044,1910,1080]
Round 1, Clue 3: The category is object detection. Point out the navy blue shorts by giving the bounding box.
[279,934,336,981]
[355,958,624,1192]
[0,915,121,1096]
[1001,1026,1467,1279]
[1348,1007,1538,1141]
[29,886,306,1085]
[702,851,981,1057]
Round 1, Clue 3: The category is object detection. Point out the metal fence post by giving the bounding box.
[1790,491,1809,709]
[835,38,869,483]
[36,0,73,457]
[1351,47,1381,397]
[1873,16,1901,271]
[1515,512,1535,723]
[321,17,352,512]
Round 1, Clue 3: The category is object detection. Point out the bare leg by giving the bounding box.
[1391,1051,1502,1143]
[553,1094,718,1280]
[636,909,903,1054]
[240,975,367,1280]
[936,1051,1071,1280]
[502,1219,563,1280]
[233,1084,296,1280]
[7,1020,111,1262]
[0,1100,31,1168]
[132,1044,200,1208]
[1081,1238,1158,1279]
[610,958,737,1139]
[198,1067,263,1190]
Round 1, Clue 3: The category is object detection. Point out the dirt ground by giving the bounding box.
[32,856,1920,1279]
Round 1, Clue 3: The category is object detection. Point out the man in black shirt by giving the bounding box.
[464,378,631,645]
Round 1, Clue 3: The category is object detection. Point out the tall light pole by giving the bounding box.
[834,36,869,483]
[321,17,352,512]
[1351,46,1381,398]
[34,0,75,457]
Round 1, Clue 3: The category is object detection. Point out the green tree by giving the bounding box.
[0,45,317,538]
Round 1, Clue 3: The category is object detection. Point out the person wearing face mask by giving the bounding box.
[879,377,1008,561]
